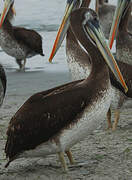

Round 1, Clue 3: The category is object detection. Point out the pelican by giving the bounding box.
[0,0,44,71]
[49,0,132,131]
[95,0,132,39]
[4,6,127,171]
[106,0,132,130]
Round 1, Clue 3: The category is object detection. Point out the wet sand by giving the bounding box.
[0,67,132,180]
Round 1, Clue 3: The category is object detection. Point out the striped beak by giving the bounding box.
[108,0,131,49]
[0,0,14,28]
[49,1,75,62]
[84,17,128,92]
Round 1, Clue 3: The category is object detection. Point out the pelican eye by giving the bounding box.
[83,12,93,26]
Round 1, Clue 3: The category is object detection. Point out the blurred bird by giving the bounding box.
[107,0,132,130]
[0,0,44,71]
[95,0,132,39]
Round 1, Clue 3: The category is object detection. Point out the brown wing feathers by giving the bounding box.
[5,80,87,161]
[13,27,44,56]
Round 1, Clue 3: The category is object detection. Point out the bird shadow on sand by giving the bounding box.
[0,157,97,177]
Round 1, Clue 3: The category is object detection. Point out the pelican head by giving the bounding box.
[70,8,128,92]
[49,3,128,92]
[71,8,128,92]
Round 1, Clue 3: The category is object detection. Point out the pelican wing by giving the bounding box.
[5,79,87,160]
[13,26,44,56]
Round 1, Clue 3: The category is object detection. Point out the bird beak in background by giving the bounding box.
[0,0,14,27]
[49,1,75,62]
[108,0,130,49]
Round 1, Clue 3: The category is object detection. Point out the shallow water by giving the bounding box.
[0,0,116,72]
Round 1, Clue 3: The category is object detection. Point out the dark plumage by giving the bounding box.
[0,64,6,106]
[0,64,6,95]
[5,79,84,160]
[110,61,132,98]
[13,27,44,56]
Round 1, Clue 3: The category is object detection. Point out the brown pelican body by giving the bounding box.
[96,0,132,39]
[107,0,132,130]
[0,64,6,106]
[0,0,44,70]
[4,7,127,170]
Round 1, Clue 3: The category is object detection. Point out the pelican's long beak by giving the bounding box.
[49,1,75,62]
[108,0,130,49]
[0,0,14,28]
[85,19,128,92]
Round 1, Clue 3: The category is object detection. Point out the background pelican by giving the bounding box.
[108,0,132,130]
[0,0,44,70]
[95,0,132,39]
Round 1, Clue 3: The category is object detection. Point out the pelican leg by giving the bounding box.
[22,58,26,70]
[65,149,75,165]
[16,59,23,70]
[112,110,120,131]
[107,108,112,129]
[58,152,68,172]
